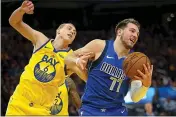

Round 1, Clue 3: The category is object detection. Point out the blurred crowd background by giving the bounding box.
[1,0,176,116]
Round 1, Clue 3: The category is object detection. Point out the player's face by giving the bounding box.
[120,23,139,49]
[57,24,77,44]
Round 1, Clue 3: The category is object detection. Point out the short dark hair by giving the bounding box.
[115,18,140,34]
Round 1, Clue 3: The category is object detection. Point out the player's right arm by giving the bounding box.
[65,39,105,82]
[9,1,48,45]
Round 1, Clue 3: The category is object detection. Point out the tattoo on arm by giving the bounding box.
[66,77,81,110]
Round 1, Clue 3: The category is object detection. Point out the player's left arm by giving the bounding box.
[66,77,81,110]
[130,63,153,103]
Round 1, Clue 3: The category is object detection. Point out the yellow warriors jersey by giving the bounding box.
[50,82,69,115]
[8,39,73,114]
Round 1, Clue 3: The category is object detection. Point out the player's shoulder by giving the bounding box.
[88,39,106,48]
[68,48,73,53]
[35,31,49,45]
[91,39,105,44]
[32,38,51,53]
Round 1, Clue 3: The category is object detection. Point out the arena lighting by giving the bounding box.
[167,17,172,22]
[167,13,175,22]
[170,13,175,18]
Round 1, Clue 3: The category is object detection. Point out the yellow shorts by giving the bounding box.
[6,96,50,115]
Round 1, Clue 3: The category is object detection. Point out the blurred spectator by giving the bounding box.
[144,103,154,116]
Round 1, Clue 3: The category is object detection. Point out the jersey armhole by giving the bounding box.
[89,40,109,71]
[33,39,50,54]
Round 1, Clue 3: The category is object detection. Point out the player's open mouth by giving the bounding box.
[130,38,135,43]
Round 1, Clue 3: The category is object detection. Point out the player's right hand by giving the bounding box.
[20,1,34,14]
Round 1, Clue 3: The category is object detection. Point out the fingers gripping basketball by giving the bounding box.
[123,52,151,80]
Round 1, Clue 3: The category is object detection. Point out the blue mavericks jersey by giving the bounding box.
[82,40,130,108]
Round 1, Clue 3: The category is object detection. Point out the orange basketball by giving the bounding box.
[122,52,151,79]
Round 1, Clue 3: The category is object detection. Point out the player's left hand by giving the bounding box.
[20,0,34,15]
[76,52,95,70]
[77,52,95,60]
[133,63,153,87]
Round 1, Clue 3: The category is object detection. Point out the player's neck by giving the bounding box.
[114,38,130,58]
[52,38,69,51]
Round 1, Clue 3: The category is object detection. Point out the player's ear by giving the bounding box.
[117,29,123,36]
[56,29,60,35]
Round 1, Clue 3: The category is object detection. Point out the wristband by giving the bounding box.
[75,58,80,65]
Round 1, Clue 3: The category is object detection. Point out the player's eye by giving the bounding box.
[68,26,72,30]
[130,29,135,33]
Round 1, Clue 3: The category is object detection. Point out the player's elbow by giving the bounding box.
[9,18,15,26]
[9,15,16,25]
[9,18,20,28]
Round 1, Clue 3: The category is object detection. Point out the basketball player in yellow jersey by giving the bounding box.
[6,0,85,115]
[50,77,81,115]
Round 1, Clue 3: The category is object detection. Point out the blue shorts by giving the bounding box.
[78,105,128,116]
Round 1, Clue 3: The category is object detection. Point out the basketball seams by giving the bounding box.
[126,56,146,77]
[142,56,150,73]
[123,54,137,73]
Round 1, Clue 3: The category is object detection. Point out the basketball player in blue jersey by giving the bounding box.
[65,18,153,116]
